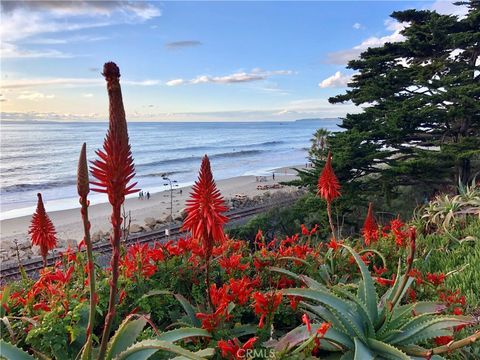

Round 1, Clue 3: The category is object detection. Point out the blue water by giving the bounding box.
[0,120,339,219]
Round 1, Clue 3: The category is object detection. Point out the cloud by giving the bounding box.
[318,71,353,88]
[166,79,185,86]
[326,20,407,64]
[1,1,161,59]
[430,0,468,16]
[353,22,364,30]
[327,1,469,66]
[82,93,94,98]
[1,1,161,20]
[165,40,202,49]
[1,111,102,122]
[17,91,55,101]
[169,69,294,86]
[1,77,160,89]
[26,35,109,45]
[1,42,74,59]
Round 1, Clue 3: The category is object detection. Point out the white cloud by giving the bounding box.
[1,77,160,89]
[353,22,364,30]
[430,0,468,16]
[327,20,407,64]
[166,79,185,87]
[318,71,354,88]
[82,93,94,98]
[26,35,109,45]
[1,42,74,59]
[168,69,294,86]
[327,1,469,65]
[17,91,55,101]
[0,1,161,59]
[124,80,160,86]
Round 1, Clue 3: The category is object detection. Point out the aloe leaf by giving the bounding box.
[339,351,354,360]
[113,339,208,360]
[106,315,147,360]
[391,316,473,345]
[301,303,346,332]
[353,337,374,360]
[269,267,327,291]
[274,324,353,352]
[0,340,36,360]
[157,328,211,342]
[171,348,215,360]
[229,324,257,337]
[114,328,211,360]
[367,338,410,360]
[341,245,378,324]
[281,288,365,340]
[332,286,375,337]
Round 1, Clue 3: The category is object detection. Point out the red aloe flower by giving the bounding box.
[182,155,227,308]
[183,155,228,258]
[90,64,137,205]
[317,151,340,238]
[218,337,258,360]
[29,193,57,267]
[317,151,340,203]
[362,202,378,246]
[91,62,138,360]
[252,291,282,328]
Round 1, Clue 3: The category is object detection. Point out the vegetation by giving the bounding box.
[2,3,480,355]
[297,1,480,210]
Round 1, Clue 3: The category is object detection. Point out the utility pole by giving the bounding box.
[161,174,178,222]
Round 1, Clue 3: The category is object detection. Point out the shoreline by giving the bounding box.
[0,164,304,259]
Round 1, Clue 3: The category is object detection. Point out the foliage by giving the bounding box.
[274,239,477,359]
[418,179,480,236]
[298,2,480,212]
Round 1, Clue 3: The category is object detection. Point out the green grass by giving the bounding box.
[415,218,480,309]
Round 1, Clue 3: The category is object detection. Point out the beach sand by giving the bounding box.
[0,165,303,246]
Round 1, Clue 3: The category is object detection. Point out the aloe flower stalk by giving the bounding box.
[182,155,228,308]
[91,62,138,360]
[29,193,57,267]
[78,143,96,360]
[317,151,340,238]
[362,202,378,246]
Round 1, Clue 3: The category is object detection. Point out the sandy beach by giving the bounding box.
[0,165,303,249]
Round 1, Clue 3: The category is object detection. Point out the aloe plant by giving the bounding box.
[420,180,480,236]
[270,234,479,359]
[0,315,213,360]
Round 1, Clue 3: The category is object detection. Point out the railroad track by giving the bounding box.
[0,198,297,283]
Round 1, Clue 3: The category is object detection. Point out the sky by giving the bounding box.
[0,0,468,122]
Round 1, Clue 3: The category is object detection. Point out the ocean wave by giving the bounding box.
[138,170,189,178]
[1,179,78,194]
[136,149,266,169]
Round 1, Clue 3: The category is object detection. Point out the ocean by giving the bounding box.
[0,119,339,220]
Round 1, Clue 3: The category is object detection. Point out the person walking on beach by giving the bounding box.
[147,191,150,200]
[272,172,275,181]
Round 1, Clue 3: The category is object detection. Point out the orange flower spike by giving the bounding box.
[90,62,138,207]
[29,193,57,267]
[362,202,378,246]
[317,151,341,203]
[182,155,228,259]
[92,62,138,360]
